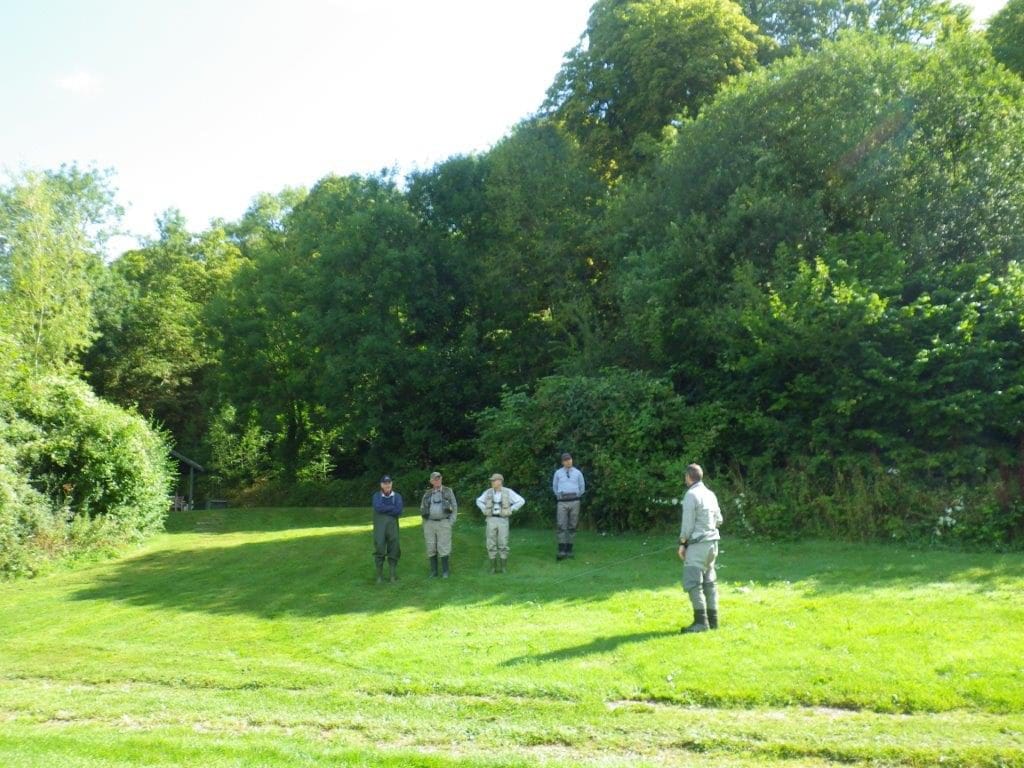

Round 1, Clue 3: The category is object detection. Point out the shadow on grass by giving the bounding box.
[74,517,657,618]
[73,509,1023,619]
[502,631,679,667]
[163,507,361,534]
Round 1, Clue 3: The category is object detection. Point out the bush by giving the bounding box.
[0,430,62,578]
[475,368,726,531]
[5,375,173,557]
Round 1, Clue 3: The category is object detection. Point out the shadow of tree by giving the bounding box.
[74,510,1023,620]
[74,519,664,618]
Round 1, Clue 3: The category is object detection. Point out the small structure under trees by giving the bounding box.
[170,450,204,511]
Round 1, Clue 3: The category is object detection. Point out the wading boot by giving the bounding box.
[429,555,439,578]
[556,544,567,561]
[375,561,384,584]
[566,543,575,559]
[490,558,498,574]
[499,557,507,573]
[441,556,450,579]
[707,610,718,630]
[681,610,709,634]
[389,562,398,583]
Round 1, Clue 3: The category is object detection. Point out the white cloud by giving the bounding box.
[54,70,102,97]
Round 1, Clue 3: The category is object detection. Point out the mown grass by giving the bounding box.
[0,507,1022,767]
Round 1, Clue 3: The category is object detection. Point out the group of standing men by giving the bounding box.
[369,455,723,635]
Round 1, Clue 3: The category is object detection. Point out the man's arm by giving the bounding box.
[394,493,404,515]
[577,470,586,497]
[552,471,559,495]
[508,489,526,513]
[420,491,430,515]
[371,492,383,513]
[448,489,458,524]
[475,490,489,513]
[679,493,696,544]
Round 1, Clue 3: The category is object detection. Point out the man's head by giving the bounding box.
[430,471,442,489]
[561,452,573,469]
[380,475,393,493]
[685,463,703,487]
[490,473,504,490]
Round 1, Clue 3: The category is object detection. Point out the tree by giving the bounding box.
[289,174,451,470]
[207,189,314,478]
[544,0,765,177]
[740,0,971,58]
[988,0,1024,76]
[0,166,120,371]
[616,32,1024,374]
[84,210,245,450]
[476,120,608,379]
[610,32,1024,535]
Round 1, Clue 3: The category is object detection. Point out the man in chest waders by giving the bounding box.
[552,452,585,561]
[420,471,458,578]
[475,473,525,573]
[371,475,403,583]
[678,463,723,633]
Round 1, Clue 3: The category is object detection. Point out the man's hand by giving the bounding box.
[678,545,686,560]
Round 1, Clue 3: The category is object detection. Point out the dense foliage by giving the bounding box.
[476,369,723,530]
[0,170,173,577]
[4,1,1024,558]
[987,0,1024,75]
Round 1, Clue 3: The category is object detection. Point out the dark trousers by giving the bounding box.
[373,514,400,564]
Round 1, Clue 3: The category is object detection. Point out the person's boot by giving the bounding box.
[441,556,450,579]
[389,561,398,583]
[490,558,498,574]
[499,557,507,573]
[707,609,718,630]
[566,542,575,559]
[429,555,439,578]
[375,560,384,584]
[556,543,566,561]
[681,610,709,634]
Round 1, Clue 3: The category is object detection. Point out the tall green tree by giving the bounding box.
[544,0,765,177]
[85,211,245,450]
[0,167,120,371]
[290,174,454,470]
[740,0,970,57]
[476,120,608,378]
[987,0,1024,76]
[613,31,1024,489]
[207,189,312,477]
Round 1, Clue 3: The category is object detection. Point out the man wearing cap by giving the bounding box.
[475,473,525,573]
[552,452,585,561]
[371,475,404,583]
[420,471,458,578]
[678,463,723,633]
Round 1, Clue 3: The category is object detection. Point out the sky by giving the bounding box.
[0,0,1009,253]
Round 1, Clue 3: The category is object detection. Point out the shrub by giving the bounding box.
[9,375,173,546]
[475,368,726,531]
[0,429,61,578]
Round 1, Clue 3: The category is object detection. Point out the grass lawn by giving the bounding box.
[0,507,1022,767]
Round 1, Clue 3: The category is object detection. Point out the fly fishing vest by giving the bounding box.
[482,488,511,517]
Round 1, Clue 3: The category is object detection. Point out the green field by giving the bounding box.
[0,507,1022,767]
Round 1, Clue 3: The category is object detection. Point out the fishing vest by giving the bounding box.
[482,488,511,517]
